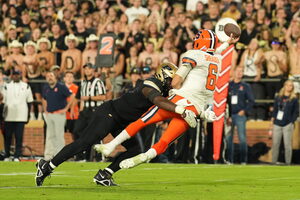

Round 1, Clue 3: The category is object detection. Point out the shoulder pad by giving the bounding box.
[143,77,163,93]
[182,50,198,67]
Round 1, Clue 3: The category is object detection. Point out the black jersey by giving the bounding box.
[110,77,166,125]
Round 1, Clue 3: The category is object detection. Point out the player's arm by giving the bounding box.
[215,34,239,54]
[172,57,195,89]
[142,83,197,127]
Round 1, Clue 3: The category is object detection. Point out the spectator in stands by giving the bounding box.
[159,38,178,65]
[121,67,141,95]
[3,70,33,161]
[74,17,90,51]
[271,80,299,165]
[125,46,139,79]
[22,41,43,120]
[204,3,220,28]
[74,63,107,161]
[42,70,74,160]
[60,34,82,78]
[4,25,18,46]
[138,42,159,69]
[0,45,8,70]
[239,18,258,46]
[144,23,163,52]
[4,40,24,76]
[285,21,300,94]
[36,37,55,73]
[63,72,79,142]
[117,0,149,24]
[226,66,254,164]
[124,19,144,53]
[221,1,241,21]
[264,39,287,101]
[239,38,265,120]
[239,1,254,23]
[82,34,98,66]
[270,8,288,40]
[48,23,67,66]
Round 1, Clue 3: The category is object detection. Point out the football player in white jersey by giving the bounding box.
[95,30,239,168]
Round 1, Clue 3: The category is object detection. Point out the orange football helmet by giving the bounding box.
[193,29,218,52]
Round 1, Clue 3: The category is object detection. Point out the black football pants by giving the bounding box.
[51,102,142,173]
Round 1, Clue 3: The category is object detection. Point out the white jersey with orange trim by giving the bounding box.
[170,49,221,114]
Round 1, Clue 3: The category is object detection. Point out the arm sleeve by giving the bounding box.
[143,80,161,93]
[244,83,255,114]
[215,42,229,54]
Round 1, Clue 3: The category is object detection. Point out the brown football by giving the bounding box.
[224,23,241,38]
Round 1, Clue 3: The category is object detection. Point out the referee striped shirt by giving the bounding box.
[76,77,106,109]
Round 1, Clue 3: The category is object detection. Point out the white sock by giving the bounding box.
[110,130,131,147]
[49,161,56,169]
[38,112,42,119]
[105,168,114,175]
[145,148,157,160]
[30,112,35,118]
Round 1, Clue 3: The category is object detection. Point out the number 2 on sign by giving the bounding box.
[99,37,114,55]
[206,64,218,91]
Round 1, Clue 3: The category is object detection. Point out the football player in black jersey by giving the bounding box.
[35,62,197,186]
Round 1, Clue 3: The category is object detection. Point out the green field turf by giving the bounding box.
[0,162,300,200]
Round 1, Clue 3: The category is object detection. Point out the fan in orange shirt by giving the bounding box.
[64,71,79,138]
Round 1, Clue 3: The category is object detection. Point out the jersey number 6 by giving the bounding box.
[206,64,218,91]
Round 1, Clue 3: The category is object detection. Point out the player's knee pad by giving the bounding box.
[152,140,168,155]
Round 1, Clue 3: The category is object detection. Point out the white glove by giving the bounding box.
[201,106,217,122]
[175,106,197,128]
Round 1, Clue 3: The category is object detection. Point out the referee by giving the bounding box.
[74,63,107,161]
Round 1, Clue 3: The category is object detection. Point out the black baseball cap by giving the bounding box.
[12,70,21,75]
[130,67,141,75]
[83,63,97,69]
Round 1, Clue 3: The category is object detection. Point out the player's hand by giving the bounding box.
[182,109,197,128]
[227,34,240,44]
[201,106,217,122]
[175,106,197,128]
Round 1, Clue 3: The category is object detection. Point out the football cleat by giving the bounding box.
[119,153,149,169]
[93,169,117,186]
[94,144,114,157]
[35,159,52,186]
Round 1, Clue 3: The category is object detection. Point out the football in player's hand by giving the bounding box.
[224,23,241,39]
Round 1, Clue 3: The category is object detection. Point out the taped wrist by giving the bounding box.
[175,64,192,79]
[175,106,185,115]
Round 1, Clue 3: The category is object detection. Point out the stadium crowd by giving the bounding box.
[0,0,300,164]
